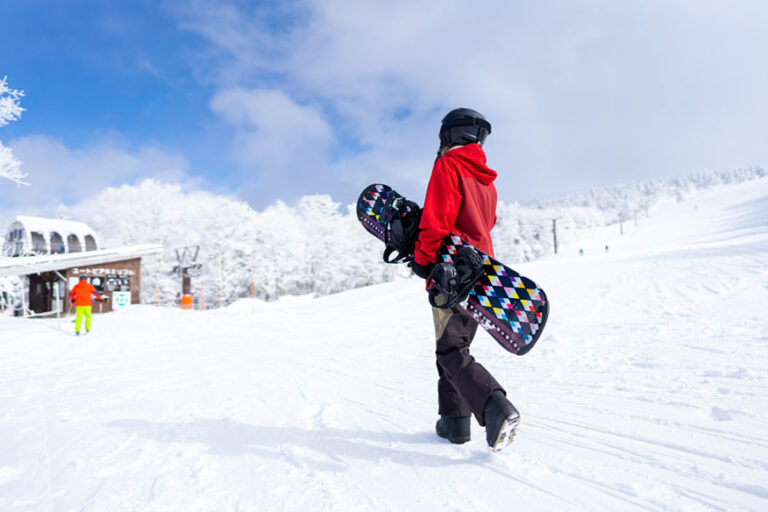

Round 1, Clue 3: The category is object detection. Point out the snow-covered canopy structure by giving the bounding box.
[3,216,99,256]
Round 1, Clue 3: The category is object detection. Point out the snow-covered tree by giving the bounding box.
[70,179,409,307]
[56,203,72,220]
[66,167,766,306]
[0,76,27,186]
[0,275,23,316]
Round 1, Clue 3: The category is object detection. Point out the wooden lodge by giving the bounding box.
[1,216,161,317]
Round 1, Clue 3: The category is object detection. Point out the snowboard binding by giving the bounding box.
[427,246,484,309]
[382,197,422,264]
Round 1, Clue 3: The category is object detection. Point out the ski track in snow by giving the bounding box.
[1,178,768,511]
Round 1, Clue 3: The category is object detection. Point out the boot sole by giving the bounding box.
[490,412,520,452]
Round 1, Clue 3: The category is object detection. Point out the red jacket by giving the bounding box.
[414,143,498,266]
[70,281,101,307]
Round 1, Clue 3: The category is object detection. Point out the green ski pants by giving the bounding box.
[75,305,92,333]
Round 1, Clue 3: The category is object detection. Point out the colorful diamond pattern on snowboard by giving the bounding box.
[437,235,548,354]
[357,183,422,246]
[357,184,402,242]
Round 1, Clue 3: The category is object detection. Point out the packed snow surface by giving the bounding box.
[1,178,767,511]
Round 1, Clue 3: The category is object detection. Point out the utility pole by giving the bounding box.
[552,218,558,254]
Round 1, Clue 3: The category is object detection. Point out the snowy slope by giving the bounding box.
[1,178,767,511]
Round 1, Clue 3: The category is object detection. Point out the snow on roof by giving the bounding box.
[11,216,97,239]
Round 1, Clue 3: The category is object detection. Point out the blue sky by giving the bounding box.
[2,0,768,218]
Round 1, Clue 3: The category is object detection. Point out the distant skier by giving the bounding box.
[410,108,521,451]
[69,276,104,335]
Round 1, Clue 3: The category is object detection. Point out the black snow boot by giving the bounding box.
[435,415,471,444]
[483,390,520,451]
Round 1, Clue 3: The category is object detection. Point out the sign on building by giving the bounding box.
[111,291,131,309]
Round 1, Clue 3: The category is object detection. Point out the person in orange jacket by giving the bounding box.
[69,276,104,335]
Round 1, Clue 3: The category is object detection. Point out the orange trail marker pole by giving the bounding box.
[251,277,255,313]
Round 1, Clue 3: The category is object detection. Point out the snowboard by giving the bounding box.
[357,183,549,356]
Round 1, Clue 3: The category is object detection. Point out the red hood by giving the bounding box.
[442,143,497,185]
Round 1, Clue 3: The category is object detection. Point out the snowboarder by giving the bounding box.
[69,276,104,336]
[410,108,521,451]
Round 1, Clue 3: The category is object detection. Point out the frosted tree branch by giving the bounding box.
[0,142,28,186]
[0,75,28,186]
[0,76,25,127]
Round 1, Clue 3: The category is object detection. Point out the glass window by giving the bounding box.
[31,232,47,253]
[50,232,65,253]
[84,235,97,251]
[67,234,82,253]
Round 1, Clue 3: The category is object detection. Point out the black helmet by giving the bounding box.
[439,108,492,147]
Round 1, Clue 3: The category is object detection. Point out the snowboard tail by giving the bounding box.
[357,183,549,356]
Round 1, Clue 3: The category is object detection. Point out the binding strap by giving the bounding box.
[427,246,484,309]
[383,197,422,264]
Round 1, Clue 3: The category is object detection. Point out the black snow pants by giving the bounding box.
[432,300,504,425]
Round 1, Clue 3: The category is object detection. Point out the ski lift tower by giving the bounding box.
[173,245,202,310]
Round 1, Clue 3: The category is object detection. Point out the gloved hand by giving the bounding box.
[409,260,433,279]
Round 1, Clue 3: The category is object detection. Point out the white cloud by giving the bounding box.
[210,88,339,204]
[1,135,192,220]
[211,87,333,169]
[170,0,768,204]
